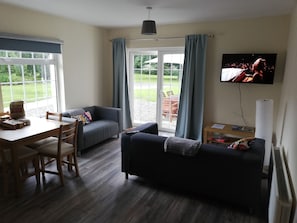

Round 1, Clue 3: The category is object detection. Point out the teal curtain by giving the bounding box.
[112,38,132,130]
[175,34,208,141]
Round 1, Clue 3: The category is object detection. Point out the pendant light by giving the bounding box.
[141,7,157,35]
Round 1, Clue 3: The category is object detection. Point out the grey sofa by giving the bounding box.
[63,105,122,155]
[121,122,265,211]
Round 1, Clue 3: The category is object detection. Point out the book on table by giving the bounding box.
[0,119,31,129]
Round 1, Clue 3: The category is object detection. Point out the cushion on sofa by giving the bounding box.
[63,108,93,125]
[164,137,201,156]
[71,114,87,124]
[228,137,255,150]
[83,106,96,120]
[63,108,85,117]
[84,111,92,123]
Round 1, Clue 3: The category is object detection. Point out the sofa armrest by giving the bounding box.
[121,122,159,175]
[129,122,158,135]
[198,140,265,209]
[62,108,85,117]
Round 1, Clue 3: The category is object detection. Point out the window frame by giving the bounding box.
[0,50,65,116]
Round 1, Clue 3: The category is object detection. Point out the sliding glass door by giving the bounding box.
[158,52,183,131]
[128,48,184,132]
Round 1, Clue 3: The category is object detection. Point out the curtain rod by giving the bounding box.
[110,34,214,42]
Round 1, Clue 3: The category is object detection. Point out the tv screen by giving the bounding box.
[220,53,277,84]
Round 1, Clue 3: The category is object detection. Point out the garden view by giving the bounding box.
[0,50,56,115]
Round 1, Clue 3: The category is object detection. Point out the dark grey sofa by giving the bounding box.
[63,105,122,155]
[121,122,265,210]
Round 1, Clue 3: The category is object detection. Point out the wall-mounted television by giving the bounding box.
[220,53,277,84]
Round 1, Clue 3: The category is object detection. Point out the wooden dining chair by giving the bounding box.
[27,111,62,149]
[0,145,40,195]
[166,90,174,96]
[37,120,79,186]
[46,111,62,121]
[0,111,10,118]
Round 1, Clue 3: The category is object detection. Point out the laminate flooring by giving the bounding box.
[0,138,268,223]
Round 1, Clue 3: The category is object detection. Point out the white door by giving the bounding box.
[128,48,184,132]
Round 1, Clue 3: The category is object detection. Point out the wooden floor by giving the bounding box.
[0,138,269,223]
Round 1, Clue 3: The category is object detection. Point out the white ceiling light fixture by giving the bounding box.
[141,6,157,35]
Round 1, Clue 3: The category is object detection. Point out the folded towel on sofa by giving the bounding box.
[164,137,201,156]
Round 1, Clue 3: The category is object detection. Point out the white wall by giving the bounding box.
[106,16,289,130]
[0,3,290,140]
[0,3,288,128]
[0,3,106,109]
[275,6,297,221]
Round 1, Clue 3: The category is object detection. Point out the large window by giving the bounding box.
[0,50,64,117]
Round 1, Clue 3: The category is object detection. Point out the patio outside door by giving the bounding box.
[128,49,184,132]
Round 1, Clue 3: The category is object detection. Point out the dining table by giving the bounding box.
[0,117,65,196]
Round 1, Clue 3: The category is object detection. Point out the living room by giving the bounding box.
[0,1,297,222]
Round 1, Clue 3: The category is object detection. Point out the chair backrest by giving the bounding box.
[46,111,62,121]
[0,111,10,120]
[162,98,171,112]
[166,90,174,96]
[58,120,78,153]
[0,111,9,116]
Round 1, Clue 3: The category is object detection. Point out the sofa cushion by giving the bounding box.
[63,108,85,117]
[63,109,92,125]
[71,114,87,125]
[228,137,255,150]
[164,137,201,156]
[83,120,119,148]
[83,111,92,123]
[83,106,96,120]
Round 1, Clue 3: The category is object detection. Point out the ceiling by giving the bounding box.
[0,0,296,28]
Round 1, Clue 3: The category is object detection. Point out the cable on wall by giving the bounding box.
[237,83,248,127]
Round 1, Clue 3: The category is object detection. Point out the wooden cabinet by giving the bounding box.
[203,123,255,144]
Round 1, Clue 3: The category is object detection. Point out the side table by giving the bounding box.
[203,123,255,144]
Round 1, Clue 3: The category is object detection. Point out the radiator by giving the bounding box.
[268,146,292,223]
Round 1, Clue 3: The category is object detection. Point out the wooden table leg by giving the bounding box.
[11,145,21,197]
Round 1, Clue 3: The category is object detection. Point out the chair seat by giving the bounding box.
[27,137,58,149]
[0,145,40,195]
[3,146,39,162]
[17,146,39,160]
[37,141,74,156]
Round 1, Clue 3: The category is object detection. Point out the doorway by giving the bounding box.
[128,48,184,132]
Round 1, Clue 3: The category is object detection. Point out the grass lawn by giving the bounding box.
[1,83,52,108]
[134,73,181,101]
[0,73,179,107]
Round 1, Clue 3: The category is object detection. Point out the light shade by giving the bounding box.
[141,20,157,35]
